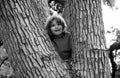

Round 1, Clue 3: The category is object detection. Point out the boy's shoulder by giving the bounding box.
[64,32,71,37]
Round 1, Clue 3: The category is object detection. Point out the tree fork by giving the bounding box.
[0,0,70,78]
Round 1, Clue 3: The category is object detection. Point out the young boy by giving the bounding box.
[45,14,72,60]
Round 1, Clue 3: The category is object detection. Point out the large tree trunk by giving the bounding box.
[0,0,70,78]
[64,0,111,78]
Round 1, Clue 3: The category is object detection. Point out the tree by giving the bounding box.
[0,0,70,78]
[63,0,112,78]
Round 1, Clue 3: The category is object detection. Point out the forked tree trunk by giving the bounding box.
[64,0,111,78]
[0,0,70,78]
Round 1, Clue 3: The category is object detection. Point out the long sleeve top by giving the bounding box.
[52,32,72,60]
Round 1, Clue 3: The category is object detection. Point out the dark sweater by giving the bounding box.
[52,32,72,60]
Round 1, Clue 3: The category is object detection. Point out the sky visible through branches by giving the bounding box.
[102,0,120,48]
[102,0,120,65]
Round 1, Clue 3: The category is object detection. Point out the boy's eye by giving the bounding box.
[57,23,61,25]
[58,24,60,25]
[51,24,55,27]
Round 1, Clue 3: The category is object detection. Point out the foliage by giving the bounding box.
[103,0,116,7]
[48,0,66,15]
[107,27,120,68]
[0,44,13,78]
[106,27,120,42]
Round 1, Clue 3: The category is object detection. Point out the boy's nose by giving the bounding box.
[54,25,59,28]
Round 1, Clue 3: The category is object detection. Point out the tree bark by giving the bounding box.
[0,0,70,78]
[64,0,111,78]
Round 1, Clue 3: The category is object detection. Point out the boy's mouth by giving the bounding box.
[54,29,61,32]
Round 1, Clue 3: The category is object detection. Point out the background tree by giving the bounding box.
[0,0,70,78]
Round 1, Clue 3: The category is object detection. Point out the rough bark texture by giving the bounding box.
[63,0,111,78]
[0,0,70,78]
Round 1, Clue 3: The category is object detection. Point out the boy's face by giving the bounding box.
[50,20,63,35]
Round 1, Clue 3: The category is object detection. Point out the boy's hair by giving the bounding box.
[45,14,67,38]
